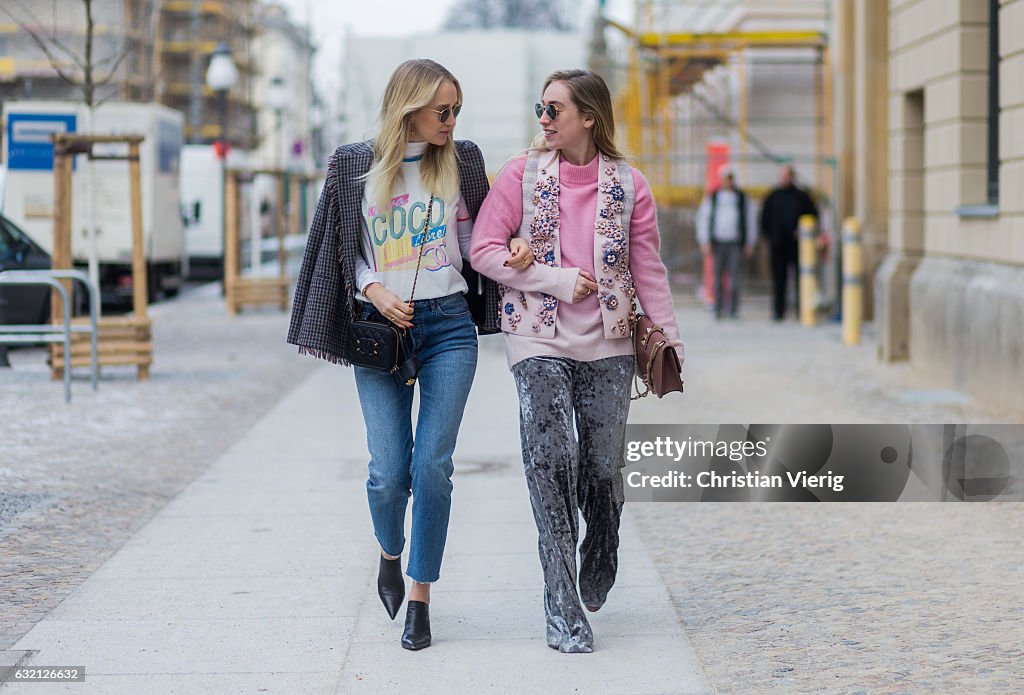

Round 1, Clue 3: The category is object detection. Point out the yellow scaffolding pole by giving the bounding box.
[737,56,748,184]
[823,43,834,202]
[606,8,829,206]
[814,46,824,198]
[603,19,825,49]
[636,30,825,49]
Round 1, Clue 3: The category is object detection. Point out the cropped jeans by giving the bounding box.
[353,292,478,583]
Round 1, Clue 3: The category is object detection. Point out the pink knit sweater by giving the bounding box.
[471,153,683,367]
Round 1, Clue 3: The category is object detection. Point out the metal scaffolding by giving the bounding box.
[0,1,258,148]
[601,0,832,207]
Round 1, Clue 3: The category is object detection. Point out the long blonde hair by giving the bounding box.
[530,69,626,160]
[365,59,462,219]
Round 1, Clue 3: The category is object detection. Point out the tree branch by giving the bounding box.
[443,0,574,31]
[0,1,88,83]
[93,86,123,108]
[95,45,132,87]
[83,0,95,106]
[1,18,78,85]
[10,0,89,70]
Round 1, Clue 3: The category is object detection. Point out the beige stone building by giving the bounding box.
[840,0,1023,413]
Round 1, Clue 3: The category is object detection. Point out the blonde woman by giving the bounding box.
[289,59,530,650]
[471,69,683,653]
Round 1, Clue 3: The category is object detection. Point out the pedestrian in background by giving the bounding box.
[759,164,818,321]
[471,69,683,653]
[695,166,756,319]
[287,59,530,651]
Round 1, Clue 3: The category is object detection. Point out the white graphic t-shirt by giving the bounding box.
[355,141,471,302]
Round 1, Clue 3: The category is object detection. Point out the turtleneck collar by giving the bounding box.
[558,151,600,185]
[404,141,429,162]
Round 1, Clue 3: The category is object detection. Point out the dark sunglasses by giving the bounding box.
[426,103,462,122]
[535,102,567,120]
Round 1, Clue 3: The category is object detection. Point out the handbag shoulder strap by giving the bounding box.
[406,194,434,303]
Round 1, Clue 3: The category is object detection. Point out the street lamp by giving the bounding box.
[266,76,288,170]
[205,42,237,290]
[260,77,289,275]
[206,42,238,150]
[308,98,325,166]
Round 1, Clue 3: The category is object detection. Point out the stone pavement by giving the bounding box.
[627,292,1024,694]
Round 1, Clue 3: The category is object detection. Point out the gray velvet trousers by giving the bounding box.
[510,355,632,653]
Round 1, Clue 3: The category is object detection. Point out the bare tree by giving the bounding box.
[443,0,576,31]
[1,0,137,107]
[1,0,145,306]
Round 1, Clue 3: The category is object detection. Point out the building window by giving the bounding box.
[959,0,1000,217]
[986,0,999,205]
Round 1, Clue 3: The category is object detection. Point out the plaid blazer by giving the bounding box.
[286,139,500,365]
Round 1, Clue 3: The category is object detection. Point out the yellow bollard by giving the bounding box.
[798,214,818,326]
[842,217,863,345]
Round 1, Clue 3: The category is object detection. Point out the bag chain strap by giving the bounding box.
[406,194,433,305]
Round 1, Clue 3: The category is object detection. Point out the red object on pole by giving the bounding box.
[705,140,731,193]
[213,140,231,160]
[703,141,731,304]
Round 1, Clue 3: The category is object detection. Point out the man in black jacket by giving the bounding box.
[759,165,818,321]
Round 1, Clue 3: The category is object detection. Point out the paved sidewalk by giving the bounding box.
[3,336,713,694]
[0,276,315,651]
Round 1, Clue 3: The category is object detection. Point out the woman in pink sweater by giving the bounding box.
[471,69,683,653]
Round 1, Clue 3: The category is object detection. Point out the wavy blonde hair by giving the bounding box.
[530,69,626,160]
[365,59,462,219]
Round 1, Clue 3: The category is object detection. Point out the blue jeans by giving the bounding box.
[353,292,478,583]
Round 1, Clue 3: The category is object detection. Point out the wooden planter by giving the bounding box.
[49,135,153,380]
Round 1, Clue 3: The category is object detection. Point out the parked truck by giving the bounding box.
[2,101,185,304]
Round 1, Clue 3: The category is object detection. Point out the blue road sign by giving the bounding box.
[6,113,78,171]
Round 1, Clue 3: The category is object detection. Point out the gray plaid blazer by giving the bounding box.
[286,139,500,365]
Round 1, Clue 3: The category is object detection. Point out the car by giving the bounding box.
[0,212,52,326]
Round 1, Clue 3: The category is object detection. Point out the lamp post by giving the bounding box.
[267,77,288,170]
[265,77,288,275]
[309,98,326,168]
[205,42,237,291]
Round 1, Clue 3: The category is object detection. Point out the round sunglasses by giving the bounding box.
[426,103,462,122]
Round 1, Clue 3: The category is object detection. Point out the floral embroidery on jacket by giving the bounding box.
[498,151,636,339]
[530,169,561,331]
[595,157,635,336]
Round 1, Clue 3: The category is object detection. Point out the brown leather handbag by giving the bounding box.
[631,313,684,399]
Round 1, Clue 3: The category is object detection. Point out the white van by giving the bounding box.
[2,101,185,303]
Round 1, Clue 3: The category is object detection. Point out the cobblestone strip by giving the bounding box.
[630,504,1023,694]
[628,295,1023,694]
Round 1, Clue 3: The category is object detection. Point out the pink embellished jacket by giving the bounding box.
[471,150,683,368]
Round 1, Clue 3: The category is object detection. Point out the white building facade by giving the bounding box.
[341,30,586,175]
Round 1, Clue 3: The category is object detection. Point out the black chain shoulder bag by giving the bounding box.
[345,195,434,385]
